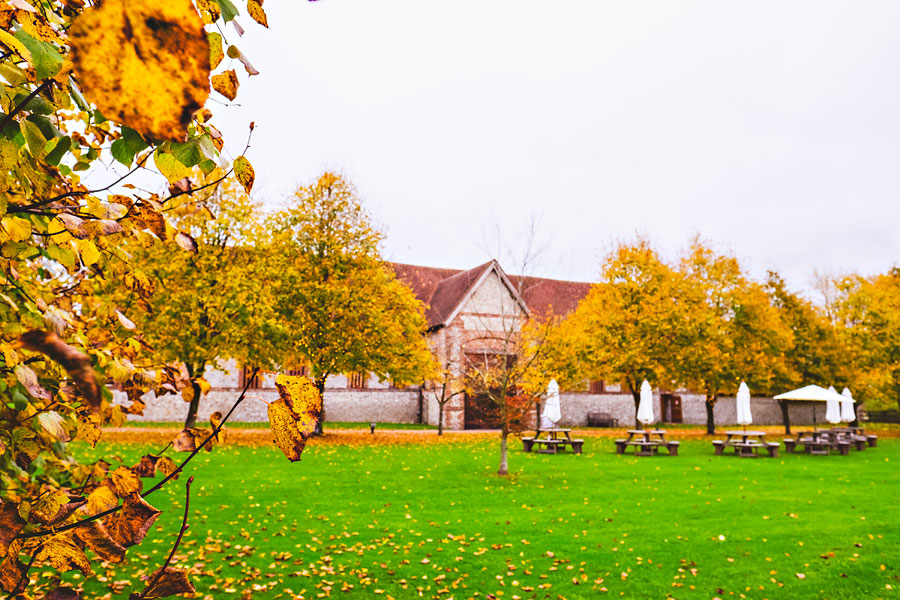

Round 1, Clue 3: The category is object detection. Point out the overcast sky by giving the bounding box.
[210,0,900,297]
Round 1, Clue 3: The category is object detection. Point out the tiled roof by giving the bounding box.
[389,261,591,328]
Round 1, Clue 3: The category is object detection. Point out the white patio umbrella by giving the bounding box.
[540,379,561,429]
[773,384,847,430]
[825,386,842,424]
[636,380,655,428]
[735,381,752,430]
[840,388,856,423]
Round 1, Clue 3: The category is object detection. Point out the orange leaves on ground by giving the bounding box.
[69,0,210,142]
[104,495,161,548]
[268,374,322,461]
[212,68,239,100]
[233,155,254,193]
[141,566,195,599]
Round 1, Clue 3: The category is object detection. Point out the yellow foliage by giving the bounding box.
[69,0,210,141]
[212,68,239,100]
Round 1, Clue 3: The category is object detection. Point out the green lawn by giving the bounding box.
[64,437,898,599]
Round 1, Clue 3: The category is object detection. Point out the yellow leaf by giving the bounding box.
[142,567,195,599]
[268,374,322,462]
[233,155,255,193]
[208,31,224,70]
[154,149,190,183]
[69,0,210,142]
[247,0,268,27]
[36,535,92,575]
[79,239,101,266]
[110,466,142,497]
[85,486,118,516]
[1,216,31,242]
[211,68,239,100]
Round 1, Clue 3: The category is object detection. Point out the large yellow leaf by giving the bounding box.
[69,0,210,142]
[248,0,268,28]
[267,374,322,462]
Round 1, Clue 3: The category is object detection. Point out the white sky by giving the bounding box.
[209,0,900,295]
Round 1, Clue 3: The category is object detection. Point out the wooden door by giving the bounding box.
[660,393,683,423]
[464,393,501,429]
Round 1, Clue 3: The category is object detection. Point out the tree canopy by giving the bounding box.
[269,173,433,428]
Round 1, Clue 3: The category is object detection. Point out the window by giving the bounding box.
[348,372,367,389]
[239,366,262,389]
[286,364,310,378]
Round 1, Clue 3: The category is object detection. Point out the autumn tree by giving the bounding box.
[764,271,845,432]
[269,173,433,433]
[676,242,791,434]
[118,177,280,429]
[0,0,323,597]
[830,268,900,413]
[549,240,686,427]
[462,279,556,476]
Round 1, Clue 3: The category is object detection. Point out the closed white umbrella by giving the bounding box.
[840,388,856,423]
[541,379,561,428]
[825,386,842,424]
[636,380,655,428]
[736,381,752,428]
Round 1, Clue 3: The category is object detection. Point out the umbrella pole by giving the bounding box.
[813,404,817,432]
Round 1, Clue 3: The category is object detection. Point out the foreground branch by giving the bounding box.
[15,368,258,541]
[135,476,193,600]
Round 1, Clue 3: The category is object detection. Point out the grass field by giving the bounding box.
[62,433,898,600]
[113,421,438,430]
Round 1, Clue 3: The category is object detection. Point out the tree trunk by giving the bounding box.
[778,399,791,435]
[438,400,444,436]
[314,377,326,436]
[184,364,203,429]
[498,425,509,476]
[631,390,641,429]
[705,396,716,435]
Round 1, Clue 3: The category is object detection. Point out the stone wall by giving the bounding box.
[117,388,421,424]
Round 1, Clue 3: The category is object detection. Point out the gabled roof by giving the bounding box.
[389,261,592,329]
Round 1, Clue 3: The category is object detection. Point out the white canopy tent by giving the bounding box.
[773,385,853,430]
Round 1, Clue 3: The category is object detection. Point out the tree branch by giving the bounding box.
[136,475,193,600]
[14,368,258,541]
[0,80,53,135]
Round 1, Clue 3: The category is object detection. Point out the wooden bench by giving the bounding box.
[533,439,563,454]
[587,411,619,428]
[733,441,764,458]
[852,436,867,451]
[569,439,584,454]
[522,437,535,452]
[765,442,780,458]
[712,440,725,455]
[615,439,628,455]
[804,440,829,455]
[633,441,658,456]
[783,438,796,453]
[666,441,680,456]
[866,435,878,448]
[837,440,851,455]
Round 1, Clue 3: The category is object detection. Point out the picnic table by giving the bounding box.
[783,428,877,455]
[615,429,680,456]
[522,428,584,454]
[713,430,779,458]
